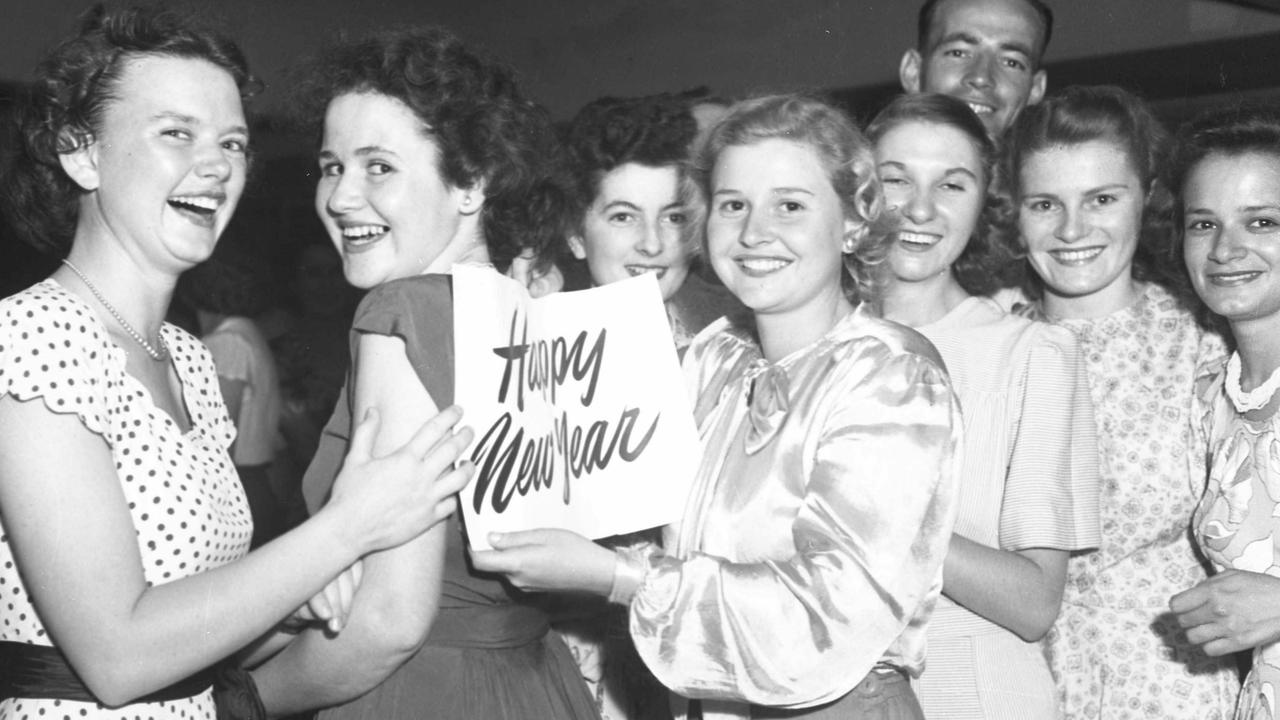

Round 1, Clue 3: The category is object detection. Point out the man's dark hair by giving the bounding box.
[916,0,1054,65]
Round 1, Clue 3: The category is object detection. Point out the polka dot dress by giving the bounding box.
[0,280,253,719]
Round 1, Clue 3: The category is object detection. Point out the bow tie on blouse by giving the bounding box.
[745,360,790,454]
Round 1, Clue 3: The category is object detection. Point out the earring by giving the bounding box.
[842,236,856,254]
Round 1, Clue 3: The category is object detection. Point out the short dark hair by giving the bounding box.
[5,3,253,255]
[563,93,700,245]
[1000,85,1193,307]
[917,0,1054,65]
[294,26,571,273]
[866,93,1016,297]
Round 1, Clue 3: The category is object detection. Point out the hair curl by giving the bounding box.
[916,0,1054,66]
[693,93,892,307]
[563,93,702,252]
[999,84,1196,308]
[292,27,570,274]
[3,3,253,255]
[865,93,1016,296]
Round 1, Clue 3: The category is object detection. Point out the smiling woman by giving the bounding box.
[1003,85,1241,719]
[0,6,472,720]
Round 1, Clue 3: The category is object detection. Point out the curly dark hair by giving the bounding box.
[999,85,1197,308]
[1170,103,1280,206]
[3,3,253,255]
[292,27,571,274]
[563,93,701,245]
[865,93,1016,297]
[694,94,892,307]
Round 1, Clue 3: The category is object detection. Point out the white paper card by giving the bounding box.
[452,265,699,550]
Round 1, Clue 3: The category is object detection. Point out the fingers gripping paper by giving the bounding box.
[452,265,699,550]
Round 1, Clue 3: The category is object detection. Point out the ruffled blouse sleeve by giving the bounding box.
[1000,323,1100,550]
[631,326,961,708]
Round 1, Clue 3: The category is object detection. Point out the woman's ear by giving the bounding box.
[58,135,101,192]
[567,234,588,261]
[841,218,867,255]
[457,181,486,216]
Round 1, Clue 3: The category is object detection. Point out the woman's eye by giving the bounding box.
[368,161,393,176]
[665,212,688,225]
[1025,200,1054,213]
[162,128,192,141]
[718,199,745,214]
[319,162,342,178]
[941,182,968,193]
[780,200,804,213]
[1093,194,1116,206]
[607,211,635,224]
[1186,220,1215,232]
[880,176,907,186]
[222,138,248,154]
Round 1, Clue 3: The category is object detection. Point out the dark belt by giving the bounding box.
[0,641,215,705]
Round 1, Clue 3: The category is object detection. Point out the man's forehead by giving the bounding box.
[926,0,1045,56]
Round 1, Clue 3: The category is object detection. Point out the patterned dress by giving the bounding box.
[1194,358,1280,720]
[0,280,252,720]
[1043,282,1239,719]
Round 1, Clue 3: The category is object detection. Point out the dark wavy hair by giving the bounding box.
[563,93,701,251]
[866,93,1016,296]
[3,3,253,255]
[293,27,570,274]
[693,94,892,307]
[917,0,1054,66]
[1170,103,1280,209]
[999,85,1195,307]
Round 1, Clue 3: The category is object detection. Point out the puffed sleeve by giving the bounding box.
[1000,324,1100,550]
[629,340,961,708]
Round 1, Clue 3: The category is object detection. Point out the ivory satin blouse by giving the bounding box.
[624,305,962,717]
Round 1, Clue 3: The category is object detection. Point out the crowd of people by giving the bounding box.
[2,0,1280,719]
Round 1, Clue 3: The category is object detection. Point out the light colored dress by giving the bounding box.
[1043,282,1239,719]
[913,296,1100,720]
[1194,357,1280,720]
[0,280,252,720]
[624,305,961,719]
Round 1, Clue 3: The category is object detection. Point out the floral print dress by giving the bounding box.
[1043,282,1239,719]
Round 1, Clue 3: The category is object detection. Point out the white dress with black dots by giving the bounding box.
[0,279,253,720]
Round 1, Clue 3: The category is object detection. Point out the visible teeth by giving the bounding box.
[626,266,665,277]
[1052,247,1104,263]
[341,225,388,239]
[169,195,218,213]
[898,231,940,247]
[740,258,788,272]
[966,103,993,115]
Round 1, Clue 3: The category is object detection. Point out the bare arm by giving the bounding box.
[940,537,1068,641]
[253,333,451,714]
[0,392,467,708]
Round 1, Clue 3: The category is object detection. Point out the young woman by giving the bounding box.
[563,93,741,356]
[473,93,961,720]
[247,27,598,720]
[868,93,1098,720]
[1004,85,1240,718]
[1171,103,1280,720]
[0,8,470,719]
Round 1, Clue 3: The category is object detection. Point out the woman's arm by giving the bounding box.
[477,349,962,708]
[253,332,450,715]
[0,394,469,708]
[940,540,1068,641]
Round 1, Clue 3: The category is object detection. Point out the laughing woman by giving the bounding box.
[868,93,1099,720]
[1004,85,1239,719]
[474,94,961,720]
[248,27,598,720]
[0,7,470,720]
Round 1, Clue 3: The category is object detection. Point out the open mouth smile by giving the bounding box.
[1048,246,1105,266]
[1207,270,1264,287]
[625,265,668,279]
[167,193,224,228]
[735,256,792,277]
[340,224,390,253]
[896,230,943,251]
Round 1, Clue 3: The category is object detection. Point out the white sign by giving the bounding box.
[452,265,699,550]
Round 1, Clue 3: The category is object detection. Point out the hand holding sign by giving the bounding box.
[452,266,699,550]
[471,529,616,595]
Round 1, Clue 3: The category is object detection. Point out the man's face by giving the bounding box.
[900,0,1048,137]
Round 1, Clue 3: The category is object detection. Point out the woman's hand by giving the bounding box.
[326,406,475,555]
[289,560,365,634]
[1170,568,1280,655]
[470,529,615,595]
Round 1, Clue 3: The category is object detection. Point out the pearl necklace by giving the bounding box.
[61,259,168,361]
[1225,352,1280,413]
